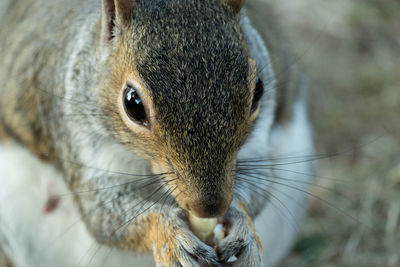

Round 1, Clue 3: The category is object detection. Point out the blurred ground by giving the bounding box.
[268,0,400,266]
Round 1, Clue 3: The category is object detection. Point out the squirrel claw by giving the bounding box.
[153,216,221,267]
[215,205,263,267]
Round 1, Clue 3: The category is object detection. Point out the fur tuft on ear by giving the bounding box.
[223,0,245,13]
[100,0,135,50]
[114,0,135,25]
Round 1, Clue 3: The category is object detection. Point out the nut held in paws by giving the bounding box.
[188,212,218,242]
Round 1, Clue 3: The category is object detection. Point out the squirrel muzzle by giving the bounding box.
[185,191,232,218]
[167,163,236,219]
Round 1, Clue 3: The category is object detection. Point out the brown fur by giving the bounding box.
[239,202,263,251]
[223,0,244,13]
[132,213,178,260]
[224,0,245,13]
[0,246,14,267]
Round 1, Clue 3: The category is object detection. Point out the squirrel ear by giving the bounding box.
[100,0,135,46]
[223,0,245,13]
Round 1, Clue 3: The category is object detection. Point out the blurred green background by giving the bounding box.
[269,0,400,266]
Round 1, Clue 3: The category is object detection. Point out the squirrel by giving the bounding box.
[0,0,314,266]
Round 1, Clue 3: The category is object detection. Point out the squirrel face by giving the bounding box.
[99,0,263,218]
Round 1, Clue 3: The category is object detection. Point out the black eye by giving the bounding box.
[123,85,149,126]
[251,77,264,113]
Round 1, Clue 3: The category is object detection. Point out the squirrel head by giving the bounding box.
[97,0,263,218]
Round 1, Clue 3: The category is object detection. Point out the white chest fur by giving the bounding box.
[254,100,314,267]
[0,142,154,267]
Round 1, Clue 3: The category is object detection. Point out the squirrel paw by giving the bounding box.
[153,214,221,267]
[216,205,263,267]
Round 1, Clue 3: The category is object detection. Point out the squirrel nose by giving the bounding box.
[187,193,230,218]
